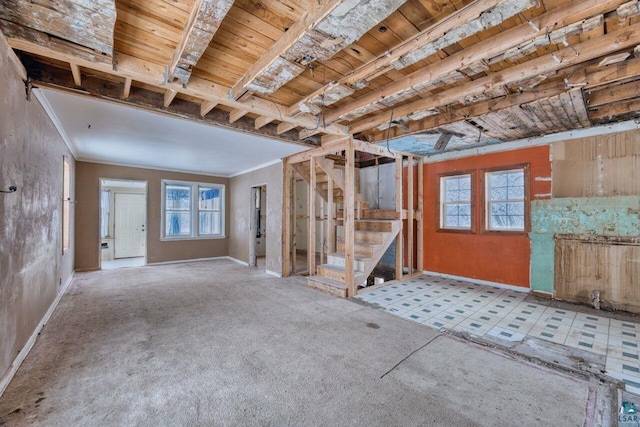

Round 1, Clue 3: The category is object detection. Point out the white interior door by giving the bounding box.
[114,193,146,258]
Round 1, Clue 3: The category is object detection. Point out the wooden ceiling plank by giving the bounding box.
[3,22,347,136]
[348,21,640,134]
[589,97,640,121]
[587,79,640,107]
[292,0,538,114]
[0,27,26,80]
[0,0,116,54]
[230,0,407,100]
[327,0,629,125]
[170,0,234,86]
[229,0,345,101]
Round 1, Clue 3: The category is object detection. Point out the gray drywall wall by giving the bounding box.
[0,46,75,384]
[229,162,283,275]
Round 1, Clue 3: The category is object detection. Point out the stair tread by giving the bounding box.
[328,252,371,261]
[337,241,381,248]
[318,263,364,274]
[307,276,347,289]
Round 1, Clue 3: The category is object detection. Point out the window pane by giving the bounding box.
[166,212,191,236]
[199,187,220,210]
[445,215,460,227]
[199,212,221,235]
[507,184,524,200]
[506,201,524,216]
[490,172,507,187]
[487,169,525,231]
[166,185,190,210]
[490,185,507,201]
[459,215,471,228]
[444,205,460,216]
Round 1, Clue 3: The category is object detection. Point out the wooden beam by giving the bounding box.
[255,115,275,130]
[123,77,132,99]
[349,22,640,134]
[589,97,640,121]
[407,156,414,275]
[326,0,628,125]
[344,139,355,297]
[291,0,523,114]
[229,108,248,124]
[229,0,343,100]
[164,89,177,108]
[417,156,424,272]
[0,29,26,80]
[587,80,640,107]
[434,134,453,151]
[170,0,234,85]
[327,173,335,255]
[282,162,292,277]
[70,62,81,86]
[200,100,217,117]
[308,157,317,276]
[277,122,296,135]
[395,156,403,280]
[0,22,348,137]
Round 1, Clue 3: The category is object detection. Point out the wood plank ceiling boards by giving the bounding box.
[2,0,640,153]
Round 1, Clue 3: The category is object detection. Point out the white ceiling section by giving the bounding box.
[38,89,307,177]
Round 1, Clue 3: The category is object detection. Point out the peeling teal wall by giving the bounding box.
[529,196,640,294]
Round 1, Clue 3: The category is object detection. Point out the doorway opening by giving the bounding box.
[249,185,267,268]
[99,178,148,269]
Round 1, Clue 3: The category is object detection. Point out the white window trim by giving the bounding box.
[440,174,472,230]
[161,179,226,240]
[485,168,525,232]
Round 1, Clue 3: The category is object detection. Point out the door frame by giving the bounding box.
[98,178,148,269]
[249,184,267,268]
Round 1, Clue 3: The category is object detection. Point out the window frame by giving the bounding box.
[481,164,530,235]
[161,179,226,240]
[436,170,475,234]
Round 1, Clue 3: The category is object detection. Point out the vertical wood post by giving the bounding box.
[291,171,297,273]
[417,156,424,272]
[395,156,403,280]
[407,156,414,275]
[320,196,325,266]
[345,140,355,296]
[328,175,335,255]
[308,157,316,275]
[283,161,291,277]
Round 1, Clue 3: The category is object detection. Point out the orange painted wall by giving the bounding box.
[423,146,552,288]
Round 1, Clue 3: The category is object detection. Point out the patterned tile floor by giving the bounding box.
[356,274,640,394]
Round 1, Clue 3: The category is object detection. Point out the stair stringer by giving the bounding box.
[357,220,401,287]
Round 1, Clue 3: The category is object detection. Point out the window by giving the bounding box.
[100,189,110,238]
[62,157,71,252]
[440,173,472,230]
[485,168,525,231]
[162,180,225,239]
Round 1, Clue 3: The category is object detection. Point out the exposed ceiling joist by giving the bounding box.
[229,108,248,124]
[255,116,275,130]
[349,21,640,134]
[170,0,234,86]
[1,22,348,138]
[327,0,629,125]
[201,100,218,117]
[229,0,406,101]
[164,89,178,108]
[70,63,81,87]
[123,78,132,99]
[292,0,533,115]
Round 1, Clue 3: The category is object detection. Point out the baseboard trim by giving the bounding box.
[147,256,230,266]
[266,270,282,278]
[74,267,99,272]
[0,272,75,397]
[227,257,249,267]
[422,270,530,293]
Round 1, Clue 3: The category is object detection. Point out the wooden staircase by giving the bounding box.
[308,218,400,298]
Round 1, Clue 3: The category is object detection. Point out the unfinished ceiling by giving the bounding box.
[2,0,640,157]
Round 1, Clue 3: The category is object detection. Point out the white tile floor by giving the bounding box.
[357,274,640,394]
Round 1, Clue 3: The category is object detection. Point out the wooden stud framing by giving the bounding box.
[255,115,274,130]
[395,156,403,280]
[327,174,335,255]
[277,121,296,135]
[308,157,317,276]
[200,100,217,117]
[229,108,248,124]
[407,156,414,275]
[282,162,292,277]
[417,156,424,272]
[344,139,355,297]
